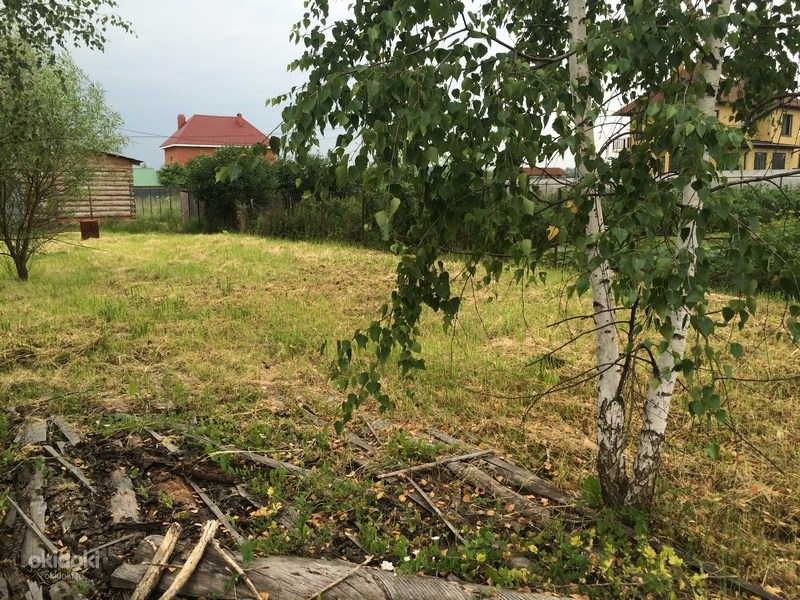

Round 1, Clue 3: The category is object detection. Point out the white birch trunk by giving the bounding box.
[568,0,627,504]
[625,0,731,508]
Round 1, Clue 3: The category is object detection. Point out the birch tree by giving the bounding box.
[278,0,800,509]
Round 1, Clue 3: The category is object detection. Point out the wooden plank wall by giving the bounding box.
[61,155,137,220]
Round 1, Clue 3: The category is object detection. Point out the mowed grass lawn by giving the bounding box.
[1,231,798,597]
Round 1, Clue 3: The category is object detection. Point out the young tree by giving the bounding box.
[0,45,124,280]
[278,0,800,509]
[157,162,187,189]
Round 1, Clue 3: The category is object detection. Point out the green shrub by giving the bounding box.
[707,185,800,231]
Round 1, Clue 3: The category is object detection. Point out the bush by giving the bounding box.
[707,185,800,231]
[706,216,800,299]
[184,147,276,232]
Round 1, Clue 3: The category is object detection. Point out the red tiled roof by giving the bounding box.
[160,114,268,149]
[522,166,566,177]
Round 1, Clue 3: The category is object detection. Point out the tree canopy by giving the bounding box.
[0,0,130,86]
[279,0,800,509]
[0,44,124,280]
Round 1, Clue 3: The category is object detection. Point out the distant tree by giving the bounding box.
[183,146,276,231]
[0,45,124,280]
[157,163,187,189]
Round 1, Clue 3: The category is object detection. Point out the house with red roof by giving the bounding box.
[160,113,274,165]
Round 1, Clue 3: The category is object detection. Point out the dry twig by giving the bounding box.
[303,554,373,600]
[376,448,495,480]
[211,539,268,600]
[130,522,182,600]
[157,520,218,600]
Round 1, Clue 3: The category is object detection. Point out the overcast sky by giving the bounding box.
[72,1,333,168]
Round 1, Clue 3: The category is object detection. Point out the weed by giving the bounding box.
[385,430,446,463]
[157,490,174,509]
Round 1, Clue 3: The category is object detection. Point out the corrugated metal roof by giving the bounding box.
[132,167,161,187]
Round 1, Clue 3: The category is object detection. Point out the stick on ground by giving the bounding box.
[130,522,182,600]
[157,520,218,600]
[5,496,58,556]
[211,539,268,600]
[377,448,495,480]
[187,479,243,544]
[405,475,465,544]
[42,445,96,494]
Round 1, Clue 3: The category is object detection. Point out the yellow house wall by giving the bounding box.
[630,103,800,171]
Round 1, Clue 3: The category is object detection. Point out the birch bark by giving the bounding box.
[568,0,628,504]
[625,0,731,508]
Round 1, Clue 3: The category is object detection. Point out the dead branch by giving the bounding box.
[42,445,96,493]
[130,522,182,600]
[405,474,465,544]
[377,448,495,480]
[157,520,219,600]
[5,496,58,556]
[210,539,267,600]
[187,479,243,544]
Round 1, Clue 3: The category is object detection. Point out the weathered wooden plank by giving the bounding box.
[446,461,551,525]
[20,470,49,564]
[113,535,567,600]
[376,448,495,480]
[5,495,57,558]
[51,417,81,446]
[109,470,140,524]
[24,580,43,600]
[42,445,96,494]
[427,428,572,504]
[15,419,48,445]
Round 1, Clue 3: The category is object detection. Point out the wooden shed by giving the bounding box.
[62,153,142,220]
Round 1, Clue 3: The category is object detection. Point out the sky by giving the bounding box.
[72,1,332,168]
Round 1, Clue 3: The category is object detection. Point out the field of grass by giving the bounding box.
[1,231,798,598]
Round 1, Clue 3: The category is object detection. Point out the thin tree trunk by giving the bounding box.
[14,256,29,281]
[567,0,627,505]
[625,0,731,509]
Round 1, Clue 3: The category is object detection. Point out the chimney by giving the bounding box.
[177,114,186,128]
[236,113,244,127]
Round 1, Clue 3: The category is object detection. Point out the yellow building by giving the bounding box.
[614,87,800,171]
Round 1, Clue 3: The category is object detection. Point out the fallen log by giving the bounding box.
[112,535,569,600]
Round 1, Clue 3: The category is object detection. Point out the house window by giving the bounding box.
[668,153,678,172]
[753,152,767,170]
[772,152,786,169]
[781,114,793,136]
